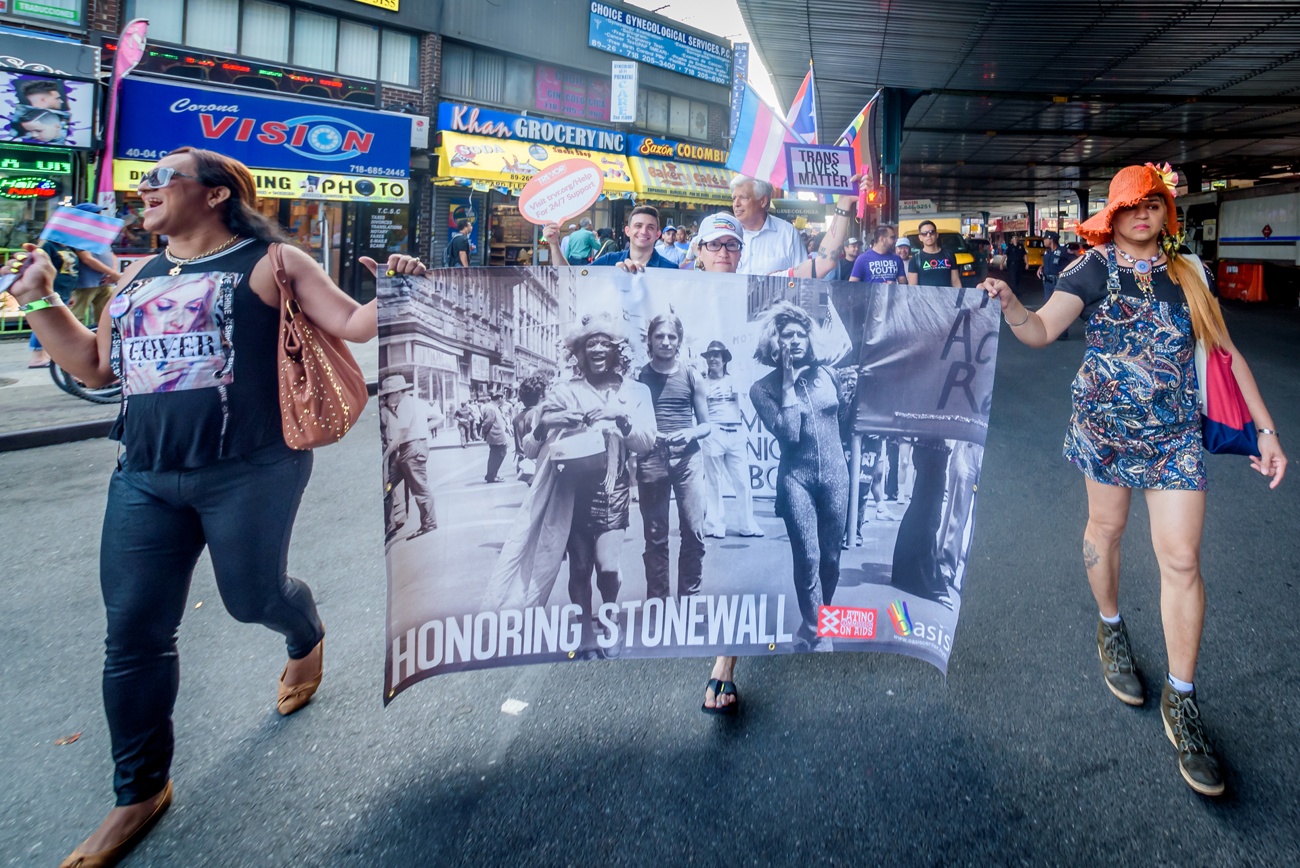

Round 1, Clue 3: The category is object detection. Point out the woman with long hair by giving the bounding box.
[6,147,425,866]
[979,164,1286,797]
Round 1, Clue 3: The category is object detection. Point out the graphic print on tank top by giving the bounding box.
[110,270,237,395]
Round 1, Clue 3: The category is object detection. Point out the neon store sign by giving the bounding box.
[0,177,58,199]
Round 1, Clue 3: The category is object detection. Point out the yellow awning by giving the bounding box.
[435,131,635,194]
[628,157,735,205]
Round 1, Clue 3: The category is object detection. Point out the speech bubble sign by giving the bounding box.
[517,158,606,226]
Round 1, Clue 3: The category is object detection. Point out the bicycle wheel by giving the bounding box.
[49,363,122,404]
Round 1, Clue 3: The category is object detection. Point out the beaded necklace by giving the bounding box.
[1113,245,1161,297]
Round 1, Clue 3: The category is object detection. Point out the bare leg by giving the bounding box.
[1144,489,1207,683]
[704,656,738,709]
[1082,478,1132,617]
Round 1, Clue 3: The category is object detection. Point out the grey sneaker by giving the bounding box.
[1096,618,1144,705]
[1160,683,1225,796]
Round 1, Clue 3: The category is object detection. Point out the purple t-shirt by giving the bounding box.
[851,249,907,283]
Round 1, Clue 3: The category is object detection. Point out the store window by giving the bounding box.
[441,44,612,118]
[646,91,669,133]
[668,95,691,137]
[125,0,420,87]
[503,57,534,108]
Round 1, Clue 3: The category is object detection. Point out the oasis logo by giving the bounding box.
[888,599,953,654]
[172,100,376,162]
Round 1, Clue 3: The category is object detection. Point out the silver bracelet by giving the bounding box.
[1258,427,1279,438]
[1005,309,1030,327]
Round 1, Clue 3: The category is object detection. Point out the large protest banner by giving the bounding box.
[379,269,998,703]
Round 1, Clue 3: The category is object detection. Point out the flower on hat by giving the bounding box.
[1144,162,1180,197]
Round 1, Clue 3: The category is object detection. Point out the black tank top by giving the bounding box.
[109,238,288,471]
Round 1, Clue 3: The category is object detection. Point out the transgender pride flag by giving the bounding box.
[40,206,125,256]
[726,83,807,192]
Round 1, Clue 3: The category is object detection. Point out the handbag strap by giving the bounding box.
[1104,243,1121,299]
[268,242,298,316]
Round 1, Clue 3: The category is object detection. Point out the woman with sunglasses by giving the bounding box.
[7,147,426,867]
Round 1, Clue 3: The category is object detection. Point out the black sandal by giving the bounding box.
[701,678,739,716]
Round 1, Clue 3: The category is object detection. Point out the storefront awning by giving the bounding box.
[434,131,636,196]
[627,157,735,205]
[113,160,410,203]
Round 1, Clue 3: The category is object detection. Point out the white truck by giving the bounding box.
[1179,182,1300,305]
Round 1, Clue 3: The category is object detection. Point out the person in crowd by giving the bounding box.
[379,375,438,543]
[594,226,618,260]
[979,163,1287,797]
[559,223,577,262]
[566,217,601,265]
[699,340,764,539]
[445,218,473,267]
[731,175,806,274]
[512,375,548,484]
[454,400,474,447]
[1005,235,1026,295]
[67,203,124,325]
[750,302,850,651]
[937,440,980,592]
[907,220,962,288]
[848,434,896,546]
[889,437,954,605]
[680,233,701,270]
[674,227,692,253]
[543,206,679,271]
[895,236,912,265]
[481,391,511,483]
[468,396,483,440]
[850,225,906,284]
[480,313,656,651]
[1036,230,1071,339]
[636,312,712,601]
[6,146,426,866]
[26,234,80,367]
[656,225,686,265]
[836,236,863,280]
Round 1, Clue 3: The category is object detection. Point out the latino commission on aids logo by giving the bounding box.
[887,600,953,655]
[817,606,878,640]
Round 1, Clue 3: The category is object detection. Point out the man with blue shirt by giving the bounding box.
[565,217,601,265]
[545,206,679,271]
[849,225,906,283]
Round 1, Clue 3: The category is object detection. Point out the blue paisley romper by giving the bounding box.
[1057,246,1208,491]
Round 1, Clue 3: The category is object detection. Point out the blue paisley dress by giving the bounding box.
[1057,247,1207,491]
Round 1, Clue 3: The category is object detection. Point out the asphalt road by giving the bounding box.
[3,301,1298,866]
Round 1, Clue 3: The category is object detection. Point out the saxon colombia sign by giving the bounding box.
[117,78,412,176]
[377,268,999,702]
[587,2,732,85]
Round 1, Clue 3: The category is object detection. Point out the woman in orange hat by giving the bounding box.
[978,163,1286,797]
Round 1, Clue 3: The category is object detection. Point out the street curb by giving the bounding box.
[0,380,382,453]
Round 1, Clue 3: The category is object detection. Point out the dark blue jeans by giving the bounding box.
[101,443,323,805]
[636,446,706,599]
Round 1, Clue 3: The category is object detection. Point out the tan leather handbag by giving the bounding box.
[270,243,368,450]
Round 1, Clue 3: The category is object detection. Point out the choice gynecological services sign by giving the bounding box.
[783,143,857,196]
[377,268,1001,703]
[517,157,606,226]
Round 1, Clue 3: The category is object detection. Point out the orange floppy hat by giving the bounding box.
[1077,164,1179,246]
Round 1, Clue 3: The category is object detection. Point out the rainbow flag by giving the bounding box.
[785,65,817,144]
[837,91,880,179]
[887,600,912,637]
[726,83,807,192]
[39,206,125,256]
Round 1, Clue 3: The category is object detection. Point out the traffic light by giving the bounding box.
[865,186,884,206]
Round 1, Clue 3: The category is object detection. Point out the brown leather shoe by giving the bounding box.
[60,780,173,868]
[277,635,324,715]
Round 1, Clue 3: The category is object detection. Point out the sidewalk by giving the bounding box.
[0,335,381,450]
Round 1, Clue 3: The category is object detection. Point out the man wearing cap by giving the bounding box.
[730,175,805,275]
[700,340,763,539]
[481,392,511,482]
[895,236,912,266]
[851,225,906,284]
[656,226,685,265]
[379,375,437,541]
[1037,230,1071,339]
[836,237,863,280]
[544,206,679,272]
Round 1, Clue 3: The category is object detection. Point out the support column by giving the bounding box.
[1183,163,1204,194]
[1025,201,1037,235]
[1073,188,1089,228]
[879,87,923,226]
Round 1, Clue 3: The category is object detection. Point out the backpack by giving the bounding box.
[442,235,459,268]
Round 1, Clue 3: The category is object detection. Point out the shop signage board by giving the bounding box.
[114,160,410,203]
[351,0,397,9]
[730,43,748,138]
[118,78,412,177]
[627,157,733,205]
[587,2,731,85]
[471,354,490,381]
[899,199,937,215]
[517,158,606,226]
[0,176,57,198]
[783,143,856,196]
[10,0,82,27]
[0,29,98,77]
[438,102,625,154]
[0,71,95,149]
[628,134,727,166]
[610,61,637,124]
[436,130,634,194]
[0,146,72,174]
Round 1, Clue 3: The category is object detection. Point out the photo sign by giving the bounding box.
[517,157,606,225]
[377,268,1000,702]
[784,143,857,196]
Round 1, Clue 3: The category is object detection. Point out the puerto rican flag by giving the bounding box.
[39,207,125,256]
[725,83,807,192]
[785,66,817,144]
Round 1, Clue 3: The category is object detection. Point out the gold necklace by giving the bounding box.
[163,236,241,276]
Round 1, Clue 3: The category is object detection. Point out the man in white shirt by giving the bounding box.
[379,375,437,541]
[731,175,805,274]
[656,225,686,265]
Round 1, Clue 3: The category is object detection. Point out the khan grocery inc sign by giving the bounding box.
[117,78,412,177]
